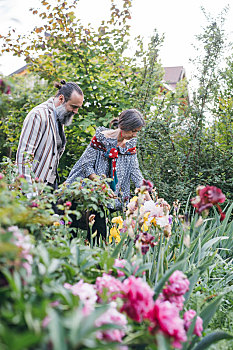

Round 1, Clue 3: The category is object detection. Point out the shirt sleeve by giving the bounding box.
[16,112,44,185]
[66,145,98,183]
[130,153,144,188]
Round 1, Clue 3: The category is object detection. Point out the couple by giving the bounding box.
[16,79,151,241]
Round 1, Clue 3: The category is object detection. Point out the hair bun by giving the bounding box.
[54,82,61,89]
[60,79,66,85]
[109,117,119,129]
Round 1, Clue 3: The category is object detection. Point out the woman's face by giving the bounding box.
[121,126,142,140]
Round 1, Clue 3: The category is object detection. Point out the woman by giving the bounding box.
[66,109,151,241]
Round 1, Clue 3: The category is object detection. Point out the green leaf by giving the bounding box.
[193,331,233,350]
[111,232,128,258]
[200,295,223,329]
[155,332,171,349]
[48,308,67,350]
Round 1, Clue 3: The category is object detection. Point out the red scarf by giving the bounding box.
[90,135,136,190]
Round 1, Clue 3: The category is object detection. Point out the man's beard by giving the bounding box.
[55,103,74,126]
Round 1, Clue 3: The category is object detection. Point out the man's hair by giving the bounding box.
[54,80,83,101]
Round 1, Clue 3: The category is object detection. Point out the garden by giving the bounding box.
[0,1,233,349]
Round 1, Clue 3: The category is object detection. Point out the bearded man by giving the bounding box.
[16,80,84,189]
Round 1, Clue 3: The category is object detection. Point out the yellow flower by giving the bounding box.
[141,212,150,231]
[151,217,157,226]
[53,221,60,226]
[112,216,123,229]
[109,227,121,244]
[130,196,138,203]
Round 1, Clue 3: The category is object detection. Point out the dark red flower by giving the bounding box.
[191,185,226,221]
[199,186,226,205]
[142,179,154,193]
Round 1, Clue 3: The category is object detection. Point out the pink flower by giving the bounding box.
[50,300,60,307]
[95,302,127,343]
[114,258,127,277]
[64,201,72,207]
[159,294,185,311]
[42,315,51,328]
[147,300,187,349]
[9,226,33,277]
[64,280,97,316]
[29,201,38,208]
[184,309,203,337]
[121,276,154,322]
[0,173,4,180]
[95,273,124,302]
[163,271,190,298]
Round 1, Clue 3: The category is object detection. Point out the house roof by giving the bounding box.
[163,66,186,90]
[9,64,28,77]
[9,64,187,92]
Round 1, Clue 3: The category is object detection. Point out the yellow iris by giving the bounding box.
[141,212,150,232]
[130,196,138,203]
[151,217,157,226]
[112,216,123,229]
[109,227,121,244]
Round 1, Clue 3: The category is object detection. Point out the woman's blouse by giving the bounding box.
[66,127,143,209]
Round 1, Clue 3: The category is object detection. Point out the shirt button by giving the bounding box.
[49,166,52,170]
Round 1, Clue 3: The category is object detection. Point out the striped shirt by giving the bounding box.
[16,97,66,185]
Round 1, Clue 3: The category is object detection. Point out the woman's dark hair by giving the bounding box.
[115,109,145,131]
[54,80,83,102]
[109,118,119,129]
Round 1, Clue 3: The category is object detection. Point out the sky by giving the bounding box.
[0,0,233,80]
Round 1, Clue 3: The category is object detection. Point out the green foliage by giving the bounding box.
[0,167,233,349]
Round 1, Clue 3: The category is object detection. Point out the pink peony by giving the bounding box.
[64,280,97,316]
[159,293,185,311]
[114,258,127,277]
[121,276,154,322]
[95,273,124,302]
[184,309,203,337]
[95,302,127,342]
[163,271,189,298]
[9,226,33,277]
[147,299,187,349]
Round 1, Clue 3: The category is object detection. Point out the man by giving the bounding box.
[16,80,84,189]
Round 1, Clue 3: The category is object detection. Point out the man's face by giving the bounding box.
[56,91,84,126]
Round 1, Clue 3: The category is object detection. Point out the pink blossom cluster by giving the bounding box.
[147,299,187,349]
[120,276,155,322]
[8,226,33,276]
[64,277,127,343]
[162,270,190,310]
[64,280,97,316]
[95,302,127,343]
[114,258,127,277]
[59,270,203,347]
[184,309,203,337]
[95,273,124,302]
